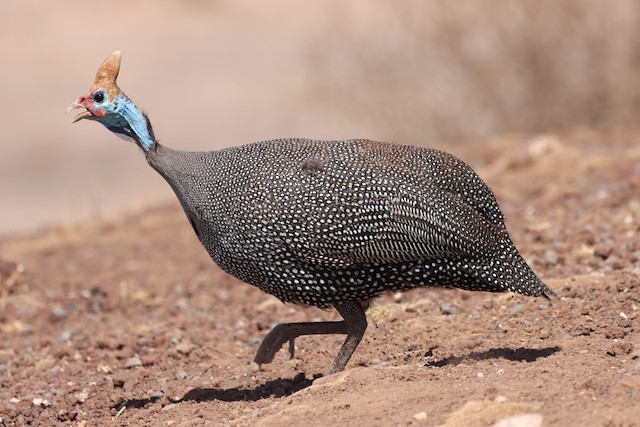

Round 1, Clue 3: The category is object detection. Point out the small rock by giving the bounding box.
[57,408,78,422]
[112,376,125,388]
[96,363,111,373]
[175,342,196,356]
[594,244,614,260]
[149,391,163,401]
[58,329,77,343]
[51,306,68,320]
[221,379,240,390]
[477,372,484,378]
[440,303,457,315]
[10,397,20,403]
[32,397,51,407]
[125,356,142,368]
[175,371,188,380]
[413,411,428,421]
[74,390,88,404]
[162,403,177,412]
[543,250,558,265]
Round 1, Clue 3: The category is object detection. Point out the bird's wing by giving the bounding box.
[286,179,507,268]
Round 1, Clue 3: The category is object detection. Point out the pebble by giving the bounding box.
[125,356,142,368]
[162,403,177,412]
[74,391,88,404]
[176,342,196,356]
[175,371,188,380]
[58,329,77,343]
[51,306,68,320]
[412,411,427,421]
[247,337,262,346]
[543,250,558,265]
[149,391,163,401]
[221,380,240,390]
[112,377,125,388]
[440,303,457,315]
[32,397,51,407]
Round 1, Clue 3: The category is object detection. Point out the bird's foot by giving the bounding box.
[253,323,298,366]
[250,320,348,374]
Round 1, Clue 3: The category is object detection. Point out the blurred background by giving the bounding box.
[2,0,640,233]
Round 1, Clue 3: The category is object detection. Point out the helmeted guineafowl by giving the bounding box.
[69,51,555,374]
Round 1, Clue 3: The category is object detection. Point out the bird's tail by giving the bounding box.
[460,247,556,299]
[505,251,556,299]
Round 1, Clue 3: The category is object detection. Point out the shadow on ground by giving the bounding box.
[112,373,315,412]
[425,346,561,368]
[181,373,315,403]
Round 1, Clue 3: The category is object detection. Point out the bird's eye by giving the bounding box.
[93,92,105,103]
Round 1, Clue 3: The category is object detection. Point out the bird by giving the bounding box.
[68,51,555,375]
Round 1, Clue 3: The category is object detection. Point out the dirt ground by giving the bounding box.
[1,130,639,426]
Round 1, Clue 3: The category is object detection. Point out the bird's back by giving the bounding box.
[147,138,552,306]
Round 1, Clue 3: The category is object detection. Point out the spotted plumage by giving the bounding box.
[70,51,555,374]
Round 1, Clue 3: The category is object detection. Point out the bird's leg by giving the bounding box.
[252,301,368,374]
[253,321,347,365]
[328,301,368,374]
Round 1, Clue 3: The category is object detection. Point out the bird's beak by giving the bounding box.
[67,99,92,123]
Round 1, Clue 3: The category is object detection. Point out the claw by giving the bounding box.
[288,338,295,359]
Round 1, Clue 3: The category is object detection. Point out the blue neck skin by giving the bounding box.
[99,93,156,152]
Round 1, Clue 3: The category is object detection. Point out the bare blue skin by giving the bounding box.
[86,91,156,152]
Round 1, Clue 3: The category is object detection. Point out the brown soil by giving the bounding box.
[1,130,639,426]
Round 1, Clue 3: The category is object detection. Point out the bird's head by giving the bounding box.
[68,50,156,151]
